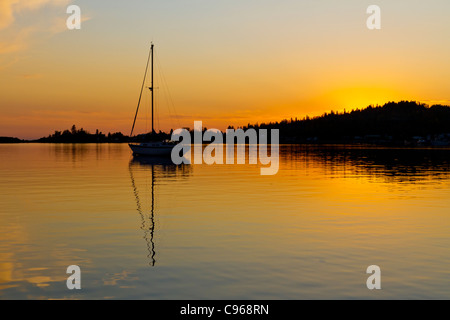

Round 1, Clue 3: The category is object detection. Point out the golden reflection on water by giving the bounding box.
[0,143,449,299]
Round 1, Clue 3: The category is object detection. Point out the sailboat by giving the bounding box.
[129,44,176,156]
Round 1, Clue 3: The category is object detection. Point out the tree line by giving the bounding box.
[3,101,450,144]
[240,101,450,144]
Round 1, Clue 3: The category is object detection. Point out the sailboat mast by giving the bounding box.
[151,43,154,133]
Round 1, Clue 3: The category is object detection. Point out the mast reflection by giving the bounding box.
[128,156,191,266]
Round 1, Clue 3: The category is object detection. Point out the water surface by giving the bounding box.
[0,143,449,299]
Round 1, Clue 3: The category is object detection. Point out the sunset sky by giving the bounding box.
[1,0,450,139]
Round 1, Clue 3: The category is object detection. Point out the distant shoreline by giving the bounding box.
[2,141,450,150]
[3,101,450,147]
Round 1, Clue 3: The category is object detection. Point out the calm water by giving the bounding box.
[1,143,449,299]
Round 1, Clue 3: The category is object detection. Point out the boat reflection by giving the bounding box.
[128,156,191,266]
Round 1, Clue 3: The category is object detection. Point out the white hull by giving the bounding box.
[129,143,174,156]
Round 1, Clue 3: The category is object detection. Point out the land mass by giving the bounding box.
[244,101,450,146]
[2,101,450,146]
[0,137,24,143]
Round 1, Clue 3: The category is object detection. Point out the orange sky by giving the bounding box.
[1,0,450,139]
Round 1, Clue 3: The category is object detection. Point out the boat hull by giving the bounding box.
[129,143,174,156]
